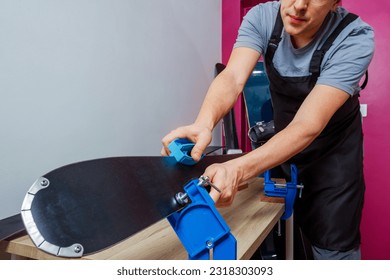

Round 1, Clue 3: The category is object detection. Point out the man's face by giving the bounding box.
[280,0,339,47]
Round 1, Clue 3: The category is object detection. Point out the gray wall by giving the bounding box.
[0,0,222,218]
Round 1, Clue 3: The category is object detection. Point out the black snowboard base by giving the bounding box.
[20,154,241,257]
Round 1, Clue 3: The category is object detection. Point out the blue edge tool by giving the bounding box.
[168,138,204,165]
[166,138,301,259]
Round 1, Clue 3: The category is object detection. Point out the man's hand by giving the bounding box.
[161,124,212,161]
[202,160,242,207]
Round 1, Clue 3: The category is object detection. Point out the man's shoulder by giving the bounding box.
[316,7,375,96]
[235,1,280,55]
[333,6,374,34]
[319,6,374,54]
[244,0,279,23]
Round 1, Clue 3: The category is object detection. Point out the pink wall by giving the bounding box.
[342,0,390,260]
[222,0,390,259]
[222,1,240,64]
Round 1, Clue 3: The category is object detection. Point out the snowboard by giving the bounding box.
[19,152,240,257]
[0,214,26,241]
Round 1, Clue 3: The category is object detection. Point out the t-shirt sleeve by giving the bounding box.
[233,2,278,55]
[317,21,375,96]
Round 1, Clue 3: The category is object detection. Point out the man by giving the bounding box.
[161,0,374,259]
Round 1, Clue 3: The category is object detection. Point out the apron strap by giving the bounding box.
[265,8,283,63]
[360,70,368,90]
[309,13,359,76]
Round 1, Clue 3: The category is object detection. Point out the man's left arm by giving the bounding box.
[230,84,350,181]
[205,85,349,206]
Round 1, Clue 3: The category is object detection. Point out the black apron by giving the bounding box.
[264,11,365,251]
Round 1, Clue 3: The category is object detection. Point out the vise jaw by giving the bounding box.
[263,164,303,220]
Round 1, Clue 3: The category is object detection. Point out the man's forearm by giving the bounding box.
[227,85,350,184]
[194,70,243,131]
[234,120,319,183]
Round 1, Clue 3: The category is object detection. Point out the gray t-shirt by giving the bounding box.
[234,1,375,96]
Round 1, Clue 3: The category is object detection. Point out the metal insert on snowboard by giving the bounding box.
[168,177,237,260]
[20,177,84,257]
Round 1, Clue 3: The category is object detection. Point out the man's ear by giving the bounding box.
[331,0,340,12]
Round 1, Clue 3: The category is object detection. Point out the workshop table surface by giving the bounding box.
[0,178,284,260]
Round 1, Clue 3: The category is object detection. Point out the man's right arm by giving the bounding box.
[195,47,261,135]
[161,47,261,160]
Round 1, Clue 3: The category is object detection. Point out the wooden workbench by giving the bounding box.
[0,178,284,260]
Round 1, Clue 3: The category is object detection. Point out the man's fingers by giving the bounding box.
[209,187,221,203]
[161,125,211,159]
[161,131,181,149]
[191,137,209,161]
[161,146,169,156]
[161,128,189,156]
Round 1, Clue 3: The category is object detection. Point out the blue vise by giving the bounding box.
[263,164,303,220]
